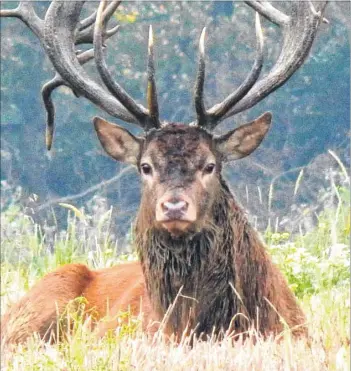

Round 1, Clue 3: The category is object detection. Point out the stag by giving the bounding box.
[1,0,327,346]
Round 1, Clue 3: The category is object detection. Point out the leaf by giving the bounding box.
[294,169,304,196]
[115,11,138,24]
[58,203,86,222]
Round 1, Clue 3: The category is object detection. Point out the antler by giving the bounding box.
[194,1,328,130]
[1,1,328,141]
[1,0,160,150]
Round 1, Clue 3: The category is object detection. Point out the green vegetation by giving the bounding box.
[266,186,349,297]
[1,2,349,231]
[1,169,349,370]
[1,2,349,369]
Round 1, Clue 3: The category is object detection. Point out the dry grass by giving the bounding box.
[1,179,349,370]
[1,318,349,370]
[1,279,349,371]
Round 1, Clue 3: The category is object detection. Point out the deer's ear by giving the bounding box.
[215,112,272,162]
[93,117,142,165]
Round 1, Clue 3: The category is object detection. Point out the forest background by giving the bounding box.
[1,1,349,245]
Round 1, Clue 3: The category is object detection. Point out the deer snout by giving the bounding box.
[156,193,196,228]
[161,199,188,220]
[156,195,196,235]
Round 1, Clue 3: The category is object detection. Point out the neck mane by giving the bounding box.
[135,179,252,337]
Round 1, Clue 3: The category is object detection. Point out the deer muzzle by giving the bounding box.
[156,195,197,235]
[162,199,188,219]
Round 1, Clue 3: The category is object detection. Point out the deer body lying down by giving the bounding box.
[1,262,148,344]
[0,0,328,346]
[1,119,306,345]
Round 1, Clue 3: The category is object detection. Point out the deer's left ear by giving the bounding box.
[214,112,272,162]
[93,117,143,165]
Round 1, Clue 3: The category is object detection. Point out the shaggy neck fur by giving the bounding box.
[135,179,257,337]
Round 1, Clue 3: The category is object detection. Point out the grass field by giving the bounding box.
[1,173,349,370]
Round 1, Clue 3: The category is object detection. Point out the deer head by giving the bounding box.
[1,0,327,237]
[94,113,271,235]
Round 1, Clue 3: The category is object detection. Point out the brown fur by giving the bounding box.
[1,121,307,346]
[1,263,153,346]
[135,180,306,339]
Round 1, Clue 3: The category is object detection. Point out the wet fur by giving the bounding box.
[1,124,306,345]
[136,178,306,338]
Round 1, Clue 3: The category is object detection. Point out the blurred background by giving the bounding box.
[1,1,350,249]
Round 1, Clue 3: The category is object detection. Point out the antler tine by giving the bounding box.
[76,0,121,45]
[147,26,160,127]
[196,14,264,129]
[195,1,328,130]
[0,2,44,39]
[244,1,289,26]
[79,10,98,31]
[197,14,264,129]
[42,49,97,151]
[42,76,63,151]
[101,0,123,38]
[94,0,150,127]
[194,27,207,125]
[104,1,123,22]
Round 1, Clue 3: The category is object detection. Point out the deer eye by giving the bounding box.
[141,163,152,175]
[203,163,216,174]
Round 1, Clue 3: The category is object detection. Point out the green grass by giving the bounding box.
[1,180,349,370]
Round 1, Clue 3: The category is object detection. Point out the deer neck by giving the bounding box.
[135,180,248,336]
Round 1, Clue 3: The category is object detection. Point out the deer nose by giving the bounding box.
[161,199,188,219]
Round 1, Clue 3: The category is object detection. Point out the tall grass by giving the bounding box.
[1,172,349,370]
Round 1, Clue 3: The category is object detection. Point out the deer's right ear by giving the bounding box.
[93,117,142,165]
[214,112,272,162]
